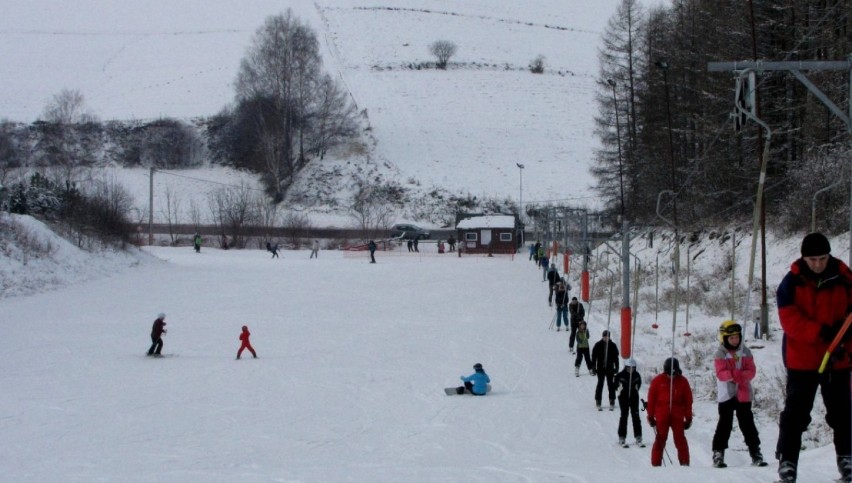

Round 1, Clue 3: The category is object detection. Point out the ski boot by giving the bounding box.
[635,436,645,447]
[778,461,797,482]
[609,400,615,411]
[618,437,626,447]
[837,455,851,482]
[595,401,602,411]
[750,448,767,467]
[712,450,726,468]
[574,367,579,377]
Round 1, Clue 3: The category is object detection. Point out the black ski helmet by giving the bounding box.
[473,363,483,371]
[663,357,681,376]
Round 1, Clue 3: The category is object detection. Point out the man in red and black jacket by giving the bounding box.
[147,313,167,356]
[775,232,852,483]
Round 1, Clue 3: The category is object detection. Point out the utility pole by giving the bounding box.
[148,167,155,246]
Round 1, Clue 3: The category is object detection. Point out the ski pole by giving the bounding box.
[650,425,673,466]
[549,311,557,330]
[819,312,852,373]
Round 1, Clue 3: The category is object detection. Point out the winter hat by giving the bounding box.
[801,232,831,257]
[157,312,166,320]
[624,358,637,368]
[663,357,681,376]
[602,330,610,337]
[473,363,484,371]
[719,320,742,347]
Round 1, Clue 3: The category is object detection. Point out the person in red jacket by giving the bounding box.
[775,232,852,483]
[646,357,693,467]
[237,325,257,359]
[147,313,167,356]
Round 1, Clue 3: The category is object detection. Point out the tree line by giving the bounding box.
[594,0,851,234]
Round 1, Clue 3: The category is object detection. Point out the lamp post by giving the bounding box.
[607,79,625,218]
[655,60,682,348]
[607,78,633,357]
[516,163,525,245]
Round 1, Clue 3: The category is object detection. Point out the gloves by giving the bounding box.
[820,322,841,343]
[460,376,465,381]
[684,418,692,430]
[647,416,656,428]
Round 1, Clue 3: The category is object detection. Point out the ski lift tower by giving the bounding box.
[708,57,852,337]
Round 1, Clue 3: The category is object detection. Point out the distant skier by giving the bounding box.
[591,330,619,410]
[407,239,413,252]
[236,325,257,359]
[447,235,456,252]
[147,313,167,356]
[574,320,593,376]
[455,363,490,395]
[553,281,569,331]
[266,242,279,258]
[540,255,549,281]
[193,233,202,253]
[647,357,693,467]
[413,238,419,252]
[546,265,560,306]
[616,358,643,447]
[568,297,586,353]
[368,240,377,263]
[528,243,536,261]
[310,239,320,259]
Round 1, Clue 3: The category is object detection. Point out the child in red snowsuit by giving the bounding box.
[647,357,693,466]
[237,325,257,359]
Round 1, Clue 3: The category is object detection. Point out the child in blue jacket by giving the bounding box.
[456,363,490,395]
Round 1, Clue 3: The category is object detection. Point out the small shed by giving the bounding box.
[456,214,520,254]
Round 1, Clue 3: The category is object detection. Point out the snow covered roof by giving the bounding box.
[456,215,516,229]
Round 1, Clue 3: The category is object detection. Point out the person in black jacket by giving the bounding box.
[553,281,569,331]
[568,297,585,353]
[591,330,620,410]
[616,358,643,446]
[368,240,377,263]
[546,265,560,306]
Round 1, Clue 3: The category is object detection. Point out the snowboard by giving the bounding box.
[444,384,492,396]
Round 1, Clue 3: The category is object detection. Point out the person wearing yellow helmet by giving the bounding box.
[711,320,765,468]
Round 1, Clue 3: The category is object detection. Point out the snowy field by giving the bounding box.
[1,214,846,481]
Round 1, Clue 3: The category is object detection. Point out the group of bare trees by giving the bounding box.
[210,10,359,202]
[594,0,851,233]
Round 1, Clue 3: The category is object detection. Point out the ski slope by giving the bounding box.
[1,236,843,481]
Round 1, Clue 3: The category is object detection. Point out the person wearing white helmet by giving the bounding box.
[147,313,167,356]
[615,357,643,447]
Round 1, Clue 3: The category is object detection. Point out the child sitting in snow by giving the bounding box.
[456,363,490,395]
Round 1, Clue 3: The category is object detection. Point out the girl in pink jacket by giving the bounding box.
[237,325,257,359]
[710,320,765,468]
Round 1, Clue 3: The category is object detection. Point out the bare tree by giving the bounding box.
[282,211,313,248]
[41,88,97,124]
[160,186,183,245]
[348,177,396,239]
[207,183,259,248]
[429,40,458,69]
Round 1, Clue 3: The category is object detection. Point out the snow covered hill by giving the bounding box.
[1,0,622,211]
